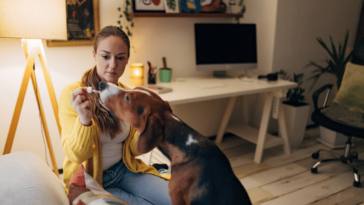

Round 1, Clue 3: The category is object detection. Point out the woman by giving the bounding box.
[59,25,171,205]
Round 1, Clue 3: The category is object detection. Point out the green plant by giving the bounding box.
[117,0,133,37]
[235,0,246,23]
[305,30,353,91]
[279,70,306,106]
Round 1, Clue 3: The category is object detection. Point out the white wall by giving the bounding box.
[229,0,279,131]
[0,0,360,169]
[272,0,362,126]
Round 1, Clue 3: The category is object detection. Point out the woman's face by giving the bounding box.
[93,35,129,85]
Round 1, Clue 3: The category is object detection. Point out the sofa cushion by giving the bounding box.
[68,164,127,205]
[0,151,68,205]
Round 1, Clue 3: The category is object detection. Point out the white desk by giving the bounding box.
[141,78,297,163]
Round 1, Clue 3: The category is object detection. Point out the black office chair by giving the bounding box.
[310,40,364,187]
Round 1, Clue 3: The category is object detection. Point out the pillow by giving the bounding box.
[68,165,128,205]
[333,62,364,113]
[0,151,69,205]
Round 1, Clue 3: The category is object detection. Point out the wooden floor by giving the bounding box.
[217,127,364,205]
[61,127,364,204]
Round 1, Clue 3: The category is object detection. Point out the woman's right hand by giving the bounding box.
[70,87,93,126]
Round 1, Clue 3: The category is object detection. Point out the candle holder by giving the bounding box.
[130,63,144,85]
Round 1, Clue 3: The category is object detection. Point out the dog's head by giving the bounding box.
[99,81,172,154]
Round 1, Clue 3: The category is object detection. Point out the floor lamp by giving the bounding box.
[0,0,67,177]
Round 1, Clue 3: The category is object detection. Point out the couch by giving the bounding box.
[0,151,69,205]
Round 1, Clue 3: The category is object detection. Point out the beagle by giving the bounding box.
[99,82,252,205]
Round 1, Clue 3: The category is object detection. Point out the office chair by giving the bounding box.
[310,40,364,187]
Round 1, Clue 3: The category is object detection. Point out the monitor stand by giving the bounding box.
[213,71,233,78]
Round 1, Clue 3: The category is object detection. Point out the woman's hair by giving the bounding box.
[81,26,130,139]
[93,25,130,56]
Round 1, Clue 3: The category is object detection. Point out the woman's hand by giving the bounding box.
[70,87,93,126]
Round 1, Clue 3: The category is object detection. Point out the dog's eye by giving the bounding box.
[125,95,130,103]
[137,106,144,115]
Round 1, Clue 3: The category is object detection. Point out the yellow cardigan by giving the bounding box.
[59,81,170,194]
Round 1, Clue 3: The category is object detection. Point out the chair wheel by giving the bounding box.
[312,153,319,159]
[353,180,361,187]
[311,167,317,174]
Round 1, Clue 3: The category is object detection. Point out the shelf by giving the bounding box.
[227,123,285,149]
[132,12,243,18]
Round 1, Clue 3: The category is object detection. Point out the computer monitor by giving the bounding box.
[194,23,257,78]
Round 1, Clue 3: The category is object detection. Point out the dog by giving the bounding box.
[99,81,252,205]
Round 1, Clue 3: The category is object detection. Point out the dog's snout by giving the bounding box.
[99,81,108,91]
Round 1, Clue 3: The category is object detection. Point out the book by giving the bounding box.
[144,85,173,94]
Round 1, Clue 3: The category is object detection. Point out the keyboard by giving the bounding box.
[194,82,227,89]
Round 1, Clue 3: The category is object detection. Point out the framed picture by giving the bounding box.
[133,0,165,13]
[47,0,100,47]
[164,0,180,13]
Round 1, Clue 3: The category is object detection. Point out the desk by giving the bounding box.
[143,78,296,163]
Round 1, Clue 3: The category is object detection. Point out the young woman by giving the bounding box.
[59,25,171,205]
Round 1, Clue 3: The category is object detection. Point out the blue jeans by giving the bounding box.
[102,160,172,205]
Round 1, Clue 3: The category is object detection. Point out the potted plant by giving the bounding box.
[305,30,354,148]
[117,0,133,37]
[278,70,310,148]
[305,30,353,92]
[234,0,246,23]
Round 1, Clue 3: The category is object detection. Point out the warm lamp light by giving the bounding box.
[0,0,67,178]
[130,63,144,85]
[0,0,67,40]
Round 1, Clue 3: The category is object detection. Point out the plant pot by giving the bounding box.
[317,126,347,149]
[282,102,310,148]
[159,69,172,83]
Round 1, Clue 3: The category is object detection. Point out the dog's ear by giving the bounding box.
[135,87,172,113]
[137,114,163,154]
[164,100,172,113]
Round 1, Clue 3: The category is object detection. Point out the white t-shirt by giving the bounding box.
[100,122,130,171]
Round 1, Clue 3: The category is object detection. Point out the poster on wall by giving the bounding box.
[47,0,100,47]
[133,0,165,13]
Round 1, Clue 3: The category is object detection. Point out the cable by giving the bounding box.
[39,115,49,167]
[33,64,50,167]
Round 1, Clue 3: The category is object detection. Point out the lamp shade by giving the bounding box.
[0,0,67,40]
[130,63,144,85]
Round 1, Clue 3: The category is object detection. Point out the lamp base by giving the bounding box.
[131,78,144,86]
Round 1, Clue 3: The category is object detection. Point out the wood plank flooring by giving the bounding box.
[60,127,364,204]
[216,127,364,205]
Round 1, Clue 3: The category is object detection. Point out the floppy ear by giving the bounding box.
[137,114,164,154]
[136,87,172,113]
[164,101,172,113]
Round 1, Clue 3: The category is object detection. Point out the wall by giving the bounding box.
[129,0,279,137]
[0,0,360,169]
[0,0,278,169]
[272,0,362,126]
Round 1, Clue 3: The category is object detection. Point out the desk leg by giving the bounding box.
[254,92,273,164]
[215,96,237,145]
[242,96,250,124]
[278,103,291,155]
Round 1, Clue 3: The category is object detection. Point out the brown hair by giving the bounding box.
[81,26,130,139]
